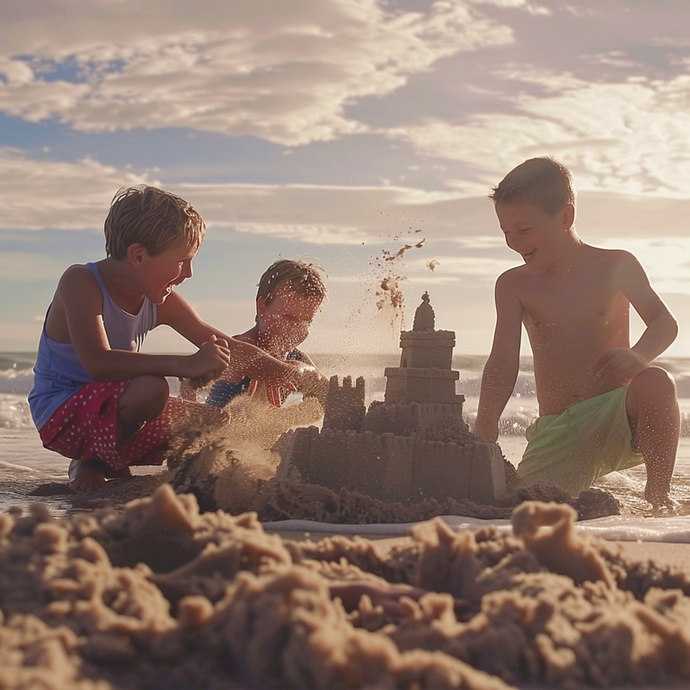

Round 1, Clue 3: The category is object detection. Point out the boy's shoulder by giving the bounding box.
[57,262,97,286]
[582,245,642,274]
[54,262,103,301]
[495,263,529,286]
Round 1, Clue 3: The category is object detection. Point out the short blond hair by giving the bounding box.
[104,185,206,260]
[257,259,328,305]
[489,157,576,215]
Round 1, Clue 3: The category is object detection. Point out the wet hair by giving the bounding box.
[104,185,206,260]
[489,156,576,216]
[257,259,328,305]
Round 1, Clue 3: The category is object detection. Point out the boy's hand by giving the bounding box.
[291,363,329,403]
[248,361,326,408]
[592,348,649,385]
[184,335,231,385]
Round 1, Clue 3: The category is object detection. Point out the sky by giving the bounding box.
[2,0,690,357]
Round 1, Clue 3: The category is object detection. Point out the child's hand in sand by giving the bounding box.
[592,347,649,385]
[287,361,328,403]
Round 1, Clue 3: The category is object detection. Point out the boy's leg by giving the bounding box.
[117,375,170,448]
[68,376,227,492]
[68,376,169,492]
[626,367,679,509]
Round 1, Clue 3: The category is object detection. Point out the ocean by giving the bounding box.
[4,351,690,537]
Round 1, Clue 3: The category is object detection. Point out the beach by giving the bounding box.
[4,352,690,519]
[5,353,690,689]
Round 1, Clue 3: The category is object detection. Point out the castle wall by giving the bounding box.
[363,401,467,436]
[278,425,506,505]
[321,375,365,431]
[384,368,462,405]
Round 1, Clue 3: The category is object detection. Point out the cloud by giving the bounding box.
[386,70,690,197]
[403,253,517,284]
[0,0,513,146]
[3,147,690,245]
[0,148,151,230]
[466,0,550,15]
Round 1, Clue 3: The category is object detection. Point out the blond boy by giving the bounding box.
[474,158,679,509]
[29,185,300,492]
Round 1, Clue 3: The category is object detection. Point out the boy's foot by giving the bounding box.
[645,486,681,516]
[68,459,107,493]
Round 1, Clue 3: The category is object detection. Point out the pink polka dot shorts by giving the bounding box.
[39,380,186,477]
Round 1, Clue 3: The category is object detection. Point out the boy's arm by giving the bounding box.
[474,271,523,443]
[58,266,230,382]
[593,252,678,383]
[158,291,299,386]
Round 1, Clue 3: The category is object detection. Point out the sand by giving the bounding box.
[4,485,690,689]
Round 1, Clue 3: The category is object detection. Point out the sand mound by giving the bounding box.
[2,485,690,689]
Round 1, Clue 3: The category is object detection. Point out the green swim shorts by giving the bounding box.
[517,385,643,496]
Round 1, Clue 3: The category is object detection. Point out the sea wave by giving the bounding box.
[0,394,33,429]
[0,369,34,395]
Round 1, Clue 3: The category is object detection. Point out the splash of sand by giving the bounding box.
[368,233,427,334]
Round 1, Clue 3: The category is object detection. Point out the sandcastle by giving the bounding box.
[277,293,507,504]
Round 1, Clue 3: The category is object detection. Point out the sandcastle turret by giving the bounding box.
[322,375,365,431]
[383,293,464,407]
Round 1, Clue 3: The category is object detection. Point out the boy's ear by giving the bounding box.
[126,243,148,267]
[561,203,575,230]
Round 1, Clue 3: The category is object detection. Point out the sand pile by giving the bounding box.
[2,485,690,689]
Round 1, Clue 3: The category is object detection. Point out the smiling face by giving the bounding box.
[139,240,197,304]
[256,283,321,355]
[496,201,575,272]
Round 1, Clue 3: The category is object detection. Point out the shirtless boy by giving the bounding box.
[474,157,679,509]
[29,185,300,492]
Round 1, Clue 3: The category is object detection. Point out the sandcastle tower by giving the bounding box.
[277,294,506,505]
[363,291,467,436]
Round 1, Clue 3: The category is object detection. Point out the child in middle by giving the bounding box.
[199,259,328,409]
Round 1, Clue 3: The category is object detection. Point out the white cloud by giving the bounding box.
[3,148,690,245]
[0,148,152,230]
[403,253,518,283]
[465,0,550,14]
[0,0,513,146]
[232,224,370,245]
[387,72,690,198]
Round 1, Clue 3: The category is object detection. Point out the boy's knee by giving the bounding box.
[632,366,676,394]
[122,375,170,418]
[628,367,677,414]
